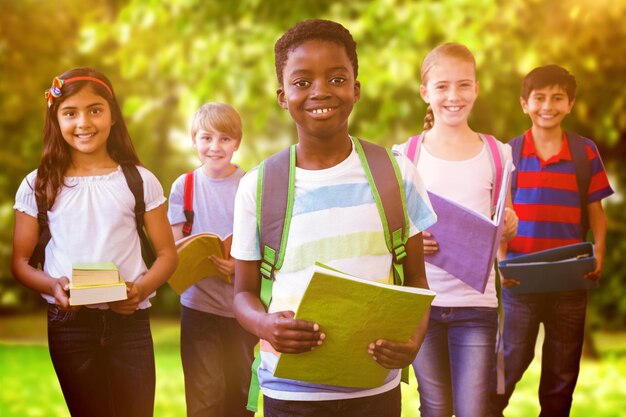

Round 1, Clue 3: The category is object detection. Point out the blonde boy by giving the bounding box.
[167,103,257,417]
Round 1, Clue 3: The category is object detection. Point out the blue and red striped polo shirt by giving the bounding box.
[507,129,613,258]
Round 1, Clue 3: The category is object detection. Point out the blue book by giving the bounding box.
[499,242,597,294]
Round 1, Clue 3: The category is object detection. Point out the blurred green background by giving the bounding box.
[1,0,625,415]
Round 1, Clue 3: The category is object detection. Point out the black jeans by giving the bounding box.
[180,306,258,417]
[47,305,155,417]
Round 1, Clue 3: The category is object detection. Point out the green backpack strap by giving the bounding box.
[353,137,409,286]
[247,146,296,412]
[256,145,296,307]
[494,259,505,394]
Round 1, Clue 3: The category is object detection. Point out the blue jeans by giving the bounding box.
[180,306,258,417]
[263,384,401,417]
[413,306,498,417]
[489,289,587,417]
[47,304,155,417]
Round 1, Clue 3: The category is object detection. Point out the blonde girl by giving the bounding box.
[394,44,517,417]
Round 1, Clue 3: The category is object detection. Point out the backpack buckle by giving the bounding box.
[393,244,407,263]
[260,260,275,280]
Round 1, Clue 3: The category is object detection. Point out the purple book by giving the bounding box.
[425,162,512,293]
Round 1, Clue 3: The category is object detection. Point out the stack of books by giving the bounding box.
[69,262,127,306]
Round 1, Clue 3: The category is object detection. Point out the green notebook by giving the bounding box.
[273,262,435,388]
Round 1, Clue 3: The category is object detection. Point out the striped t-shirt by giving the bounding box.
[507,130,613,257]
[231,142,437,401]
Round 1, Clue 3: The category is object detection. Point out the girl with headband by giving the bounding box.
[11,67,178,417]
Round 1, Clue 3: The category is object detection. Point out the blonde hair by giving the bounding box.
[421,43,476,130]
[191,102,243,142]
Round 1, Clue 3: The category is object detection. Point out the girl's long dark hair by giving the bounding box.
[36,67,141,209]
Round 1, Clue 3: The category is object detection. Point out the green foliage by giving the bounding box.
[1,0,625,323]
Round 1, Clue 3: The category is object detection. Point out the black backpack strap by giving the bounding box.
[121,164,157,267]
[28,193,51,269]
[566,132,592,239]
[508,135,525,200]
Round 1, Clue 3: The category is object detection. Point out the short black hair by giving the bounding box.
[521,64,577,101]
[274,19,358,85]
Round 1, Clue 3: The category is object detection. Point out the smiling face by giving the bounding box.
[420,56,478,129]
[56,86,114,160]
[277,39,360,143]
[193,128,240,178]
[521,84,574,131]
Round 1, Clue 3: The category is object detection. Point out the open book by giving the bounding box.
[168,232,233,295]
[499,242,597,294]
[425,161,512,293]
[69,262,127,306]
[273,262,435,388]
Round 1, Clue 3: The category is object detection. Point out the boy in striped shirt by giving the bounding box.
[490,65,613,417]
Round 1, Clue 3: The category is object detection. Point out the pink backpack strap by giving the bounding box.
[481,134,504,212]
[406,133,424,164]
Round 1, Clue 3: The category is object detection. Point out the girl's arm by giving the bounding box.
[369,233,431,368]
[585,200,607,281]
[11,211,74,309]
[109,204,178,314]
[234,258,323,353]
[501,183,518,243]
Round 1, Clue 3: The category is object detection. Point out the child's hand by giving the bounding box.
[258,310,325,354]
[501,208,519,242]
[109,281,144,315]
[501,277,520,288]
[422,231,438,255]
[52,276,78,311]
[368,333,420,369]
[585,253,603,281]
[208,255,235,276]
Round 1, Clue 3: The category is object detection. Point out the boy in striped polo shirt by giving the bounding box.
[490,65,614,417]
[231,19,436,416]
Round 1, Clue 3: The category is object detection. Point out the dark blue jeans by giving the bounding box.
[490,289,587,417]
[47,304,155,417]
[180,306,258,417]
[413,306,498,417]
[263,384,401,417]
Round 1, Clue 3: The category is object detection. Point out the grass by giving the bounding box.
[1,314,626,417]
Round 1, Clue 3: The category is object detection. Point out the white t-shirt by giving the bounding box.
[395,138,513,307]
[167,166,244,317]
[14,165,166,309]
[231,142,437,401]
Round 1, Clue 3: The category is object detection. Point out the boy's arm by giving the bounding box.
[234,258,324,353]
[368,233,430,369]
[585,200,607,281]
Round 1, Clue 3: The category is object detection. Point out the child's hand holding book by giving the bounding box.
[258,310,325,354]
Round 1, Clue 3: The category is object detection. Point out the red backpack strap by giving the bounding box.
[182,171,195,237]
[481,134,504,214]
[405,133,424,164]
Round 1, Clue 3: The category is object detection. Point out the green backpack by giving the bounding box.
[247,136,411,411]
